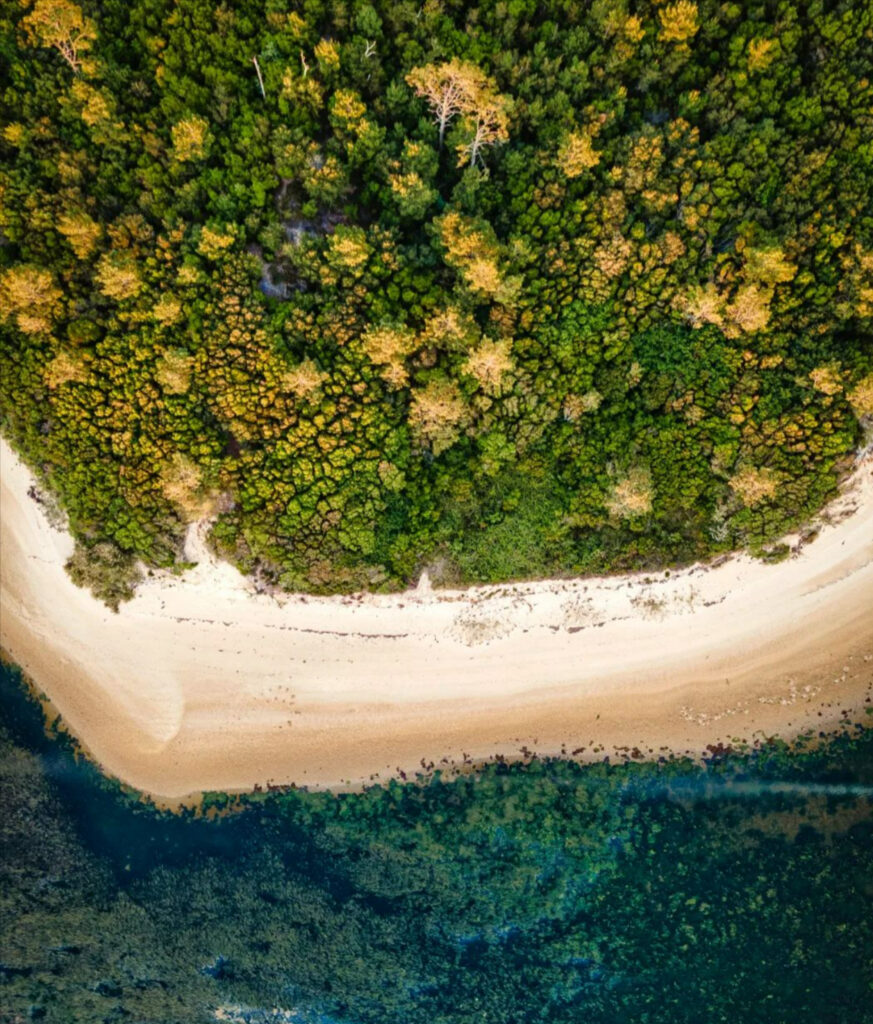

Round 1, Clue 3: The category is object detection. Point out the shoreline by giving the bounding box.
[2,655,870,811]
[1,436,872,801]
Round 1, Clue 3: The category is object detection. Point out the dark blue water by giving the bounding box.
[1,660,872,1024]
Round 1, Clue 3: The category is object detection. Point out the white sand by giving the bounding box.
[1,435,872,801]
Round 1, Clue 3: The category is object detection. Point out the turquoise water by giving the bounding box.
[1,660,872,1023]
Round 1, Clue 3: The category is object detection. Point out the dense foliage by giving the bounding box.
[1,662,872,1023]
[2,0,873,598]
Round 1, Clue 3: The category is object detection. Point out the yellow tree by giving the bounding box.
[407,59,510,165]
[437,211,505,299]
[95,252,142,300]
[807,365,842,397]
[409,378,468,454]
[682,281,772,336]
[152,294,182,325]
[563,390,602,420]
[57,210,100,257]
[463,338,513,395]
[729,465,780,506]
[44,349,86,388]
[21,0,97,75]
[658,2,700,45]
[361,325,416,388]
[742,246,796,286]
[160,453,214,522]
[314,38,340,71]
[283,359,327,399]
[456,84,510,167]
[197,225,235,259]
[329,88,368,135]
[327,226,372,274]
[556,129,600,178]
[724,284,772,336]
[70,79,111,125]
[606,466,653,518]
[682,282,723,328]
[420,306,479,351]
[847,373,873,419]
[171,116,209,161]
[389,172,436,218]
[747,38,777,72]
[406,59,485,147]
[0,265,62,334]
[156,351,193,394]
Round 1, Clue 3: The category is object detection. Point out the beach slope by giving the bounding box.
[1,437,871,799]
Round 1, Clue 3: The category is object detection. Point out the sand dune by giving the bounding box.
[1,435,872,801]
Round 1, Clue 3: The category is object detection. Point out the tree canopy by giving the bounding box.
[1,0,871,600]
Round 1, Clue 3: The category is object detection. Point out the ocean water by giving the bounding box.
[1,660,871,1024]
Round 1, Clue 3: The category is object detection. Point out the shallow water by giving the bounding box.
[1,660,872,1023]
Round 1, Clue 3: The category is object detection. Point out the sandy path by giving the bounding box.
[1,436,872,801]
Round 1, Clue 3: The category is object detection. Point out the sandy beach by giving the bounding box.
[1,435,871,800]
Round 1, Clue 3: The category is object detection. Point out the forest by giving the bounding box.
[1,661,872,1023]
[1,0,872,600]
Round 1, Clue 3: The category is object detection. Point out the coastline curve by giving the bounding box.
[1,436,872,800]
